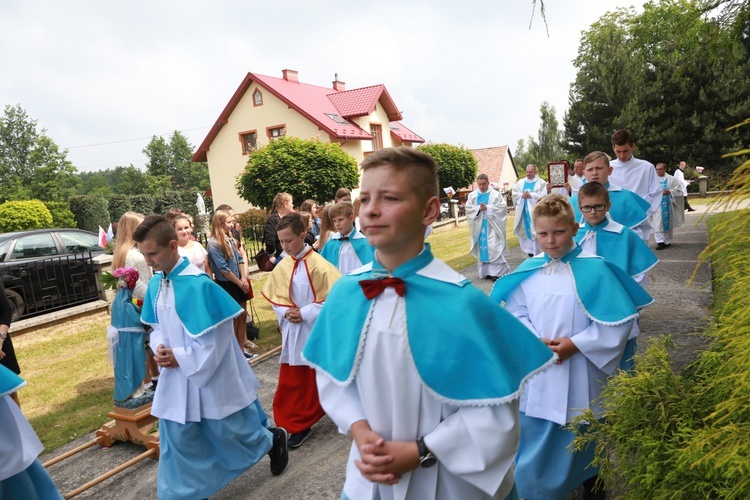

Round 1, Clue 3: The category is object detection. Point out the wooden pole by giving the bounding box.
[64,447,157,499]
[43,436,104,468]
[249,345,282,365]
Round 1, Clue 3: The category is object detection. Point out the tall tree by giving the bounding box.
[143,131,210,191]
[0,104,79,202]
[564,0,750,186]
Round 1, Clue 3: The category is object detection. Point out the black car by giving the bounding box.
[0,229,106,321]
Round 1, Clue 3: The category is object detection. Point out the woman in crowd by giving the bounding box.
[263,193,294,266]
[207,210,254,357]
[173,215,212,277]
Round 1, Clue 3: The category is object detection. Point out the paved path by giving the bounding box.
[43,203,737,499]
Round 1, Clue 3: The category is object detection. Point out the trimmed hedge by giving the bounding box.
[43,201,76,229]
[108,194,132,222]
[0,200,53,233]
[69,195,109,233]
[130,194,155,216]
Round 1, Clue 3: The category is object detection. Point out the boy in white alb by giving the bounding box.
[491,195,653,500]
[304,148,554,500]
[135,215,288,499]
[320,201,373,274]
[261,212,341,449]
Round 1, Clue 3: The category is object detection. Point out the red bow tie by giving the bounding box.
[359,277,405,300]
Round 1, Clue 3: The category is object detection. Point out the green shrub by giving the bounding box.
[69,195,109,233]
[153,189,201,222]
[130,194,155,216]
[236,208,269,229]
[43,201,76,229]
[0,200,54,232]
[107,194,132,222]
[417,143,478,194]
[237,136,359,208]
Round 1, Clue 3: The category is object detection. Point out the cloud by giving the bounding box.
[1,0,638,171]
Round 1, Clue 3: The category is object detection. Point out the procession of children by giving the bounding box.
[6,133,679,500]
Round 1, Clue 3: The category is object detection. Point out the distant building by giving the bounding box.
[470,146,519,193]
[193,69,424,211]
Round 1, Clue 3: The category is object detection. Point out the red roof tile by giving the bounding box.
[470,146,518,188]
[389,121,424,143]
[327,85,402,121]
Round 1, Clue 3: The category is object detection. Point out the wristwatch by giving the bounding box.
[0,333,7,340]
[416,437,437,468]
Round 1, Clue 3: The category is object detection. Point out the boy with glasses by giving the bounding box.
[573,181,659,371]
[569,151,652,244]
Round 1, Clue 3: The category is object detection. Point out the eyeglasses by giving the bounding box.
[579,204,608,213]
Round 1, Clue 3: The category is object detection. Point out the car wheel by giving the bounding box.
[6,289,25,322]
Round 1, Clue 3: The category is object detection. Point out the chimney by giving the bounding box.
[333,72,345,92]
[282,69,299,83]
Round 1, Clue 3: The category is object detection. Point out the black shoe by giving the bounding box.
[288,428,312,449]
[268,427,288,476]
[656,242,666,250]
[687,208,696,212]
[527,253,534,257]
[243,350,258,360]
[149,379,158,392]
[487,275,499,282]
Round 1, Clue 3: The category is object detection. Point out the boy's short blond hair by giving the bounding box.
[583,151,610,167]
[532,194,577,227]
[360,147,439,203]
[329,201,354,219]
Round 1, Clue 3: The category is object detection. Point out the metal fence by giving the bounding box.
[1,252,99,321]
[195,225,266,265]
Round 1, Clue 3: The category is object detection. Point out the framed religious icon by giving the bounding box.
[547,161,569,188]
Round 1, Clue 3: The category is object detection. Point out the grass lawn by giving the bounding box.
[17,219,516,451]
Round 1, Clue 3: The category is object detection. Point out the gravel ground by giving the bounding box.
[42,204,734,499]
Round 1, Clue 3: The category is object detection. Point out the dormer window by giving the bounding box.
[253,89,263,106]
[370,124,383,151]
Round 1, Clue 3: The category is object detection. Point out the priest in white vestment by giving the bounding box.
[512,165,547,256]
[652,163,685,249]
[466,173,510,280]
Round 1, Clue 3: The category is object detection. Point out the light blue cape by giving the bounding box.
[571,183,650,230]
[320,228,374,270]
[574,218,658,277]
[303,245,554,405]
[141,257,242,337]
[491,245,653,325]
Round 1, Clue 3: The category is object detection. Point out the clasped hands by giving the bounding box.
[541,337,579,364]
[284,307,303,324]
[350,421,420,485]
[154,344,179,369]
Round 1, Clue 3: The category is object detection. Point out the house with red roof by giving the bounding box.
[193,69,425,211]
[470,146,519,192]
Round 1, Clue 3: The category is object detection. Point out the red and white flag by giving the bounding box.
[98,226,108,248]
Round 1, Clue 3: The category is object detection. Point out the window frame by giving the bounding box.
[239,130,258,154]
[370,123,383,151]
[253,89,263,107]
[266,125,286,141]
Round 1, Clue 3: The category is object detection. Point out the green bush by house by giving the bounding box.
[0,200,53,233]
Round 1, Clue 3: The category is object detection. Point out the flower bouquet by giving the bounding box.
[101,267,143,307]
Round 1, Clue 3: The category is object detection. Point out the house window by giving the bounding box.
[267,125,286,141]
[240,131,258,154]
[370,124,383,151]
[253,89,263,106]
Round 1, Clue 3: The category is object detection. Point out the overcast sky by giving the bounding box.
[1,0,641,173]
